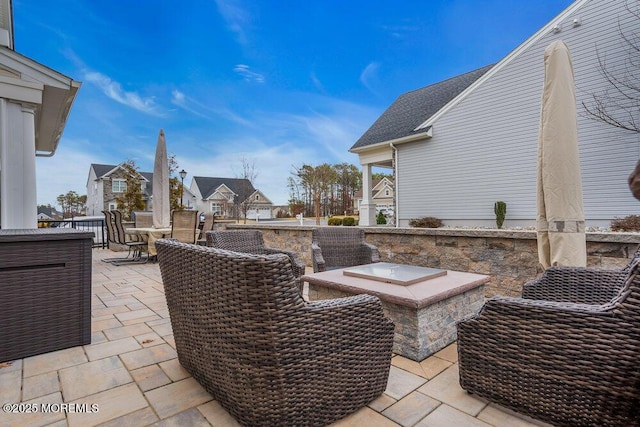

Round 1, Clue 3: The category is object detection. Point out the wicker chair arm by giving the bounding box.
[482,295,612,315]
[311,242,326,272]
[523,267,626,304]
[261,247,306,276]
[362,243,381,263]
[302,294,394,335]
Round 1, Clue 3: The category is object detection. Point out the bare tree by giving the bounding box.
[582,0,639,133]
[235,156,259,223]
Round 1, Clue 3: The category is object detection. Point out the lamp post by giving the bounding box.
[179,169,187,209]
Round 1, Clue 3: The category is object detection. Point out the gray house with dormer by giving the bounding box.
[351,0,640,227]
[190,176,273,220]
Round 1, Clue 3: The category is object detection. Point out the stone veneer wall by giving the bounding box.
[222,224,640,297]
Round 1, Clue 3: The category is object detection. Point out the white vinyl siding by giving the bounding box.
[397,0,640,227]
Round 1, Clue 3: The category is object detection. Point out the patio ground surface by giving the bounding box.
[0,249,552,427]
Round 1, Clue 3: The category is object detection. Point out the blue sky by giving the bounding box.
[14,0,574,207]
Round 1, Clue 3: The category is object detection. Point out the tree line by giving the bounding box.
[288,162,391,223]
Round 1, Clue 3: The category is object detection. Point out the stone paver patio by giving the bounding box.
[0,249,552,427]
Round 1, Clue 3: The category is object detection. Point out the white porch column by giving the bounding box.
[0,100,37,228]
[21,105,37,227]
[359,163,377,226]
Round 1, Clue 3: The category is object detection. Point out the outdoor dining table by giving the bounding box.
[127,227,171,256]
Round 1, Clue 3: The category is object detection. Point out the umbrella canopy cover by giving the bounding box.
[536,40,586,268]
[153,129,171,229]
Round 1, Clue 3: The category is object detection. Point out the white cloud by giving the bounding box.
[360,61,382,95]
[171,89,252,126]
[214,0,252,45]
[310,71,326,93]
[233,64,265,83]
[83,71,163,116]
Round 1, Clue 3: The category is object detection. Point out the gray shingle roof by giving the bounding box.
[91,164,119,178]
[192,177,256,202]
[351,64,494,150]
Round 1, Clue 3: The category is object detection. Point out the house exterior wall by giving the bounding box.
[397,0,640,228]
[86,168,102,216]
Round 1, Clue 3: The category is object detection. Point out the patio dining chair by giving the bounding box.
[170,210,199,244]
[311,227,381,272]
[196,212,215,245]
[156,239,394,427]
[206,229,306,292]
[110,210,149,264]
[456,260,640,427]
[132,211,153,228]
[101,210,148,263]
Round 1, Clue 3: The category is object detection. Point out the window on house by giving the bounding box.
[385,189,390,196]
[112,179,127,193]
[211,203,222,216]
[255,194,260,200]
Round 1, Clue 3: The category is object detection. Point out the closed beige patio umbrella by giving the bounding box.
[537,40,586,269]
[153,129,171,229]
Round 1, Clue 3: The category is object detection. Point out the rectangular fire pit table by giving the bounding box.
[302,263,489,361]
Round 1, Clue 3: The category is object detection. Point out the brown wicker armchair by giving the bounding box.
[311,227,380,272]
[521,244,640,303]
[156,239,394,427]
[457,261,640,427]
[206,230,306,293]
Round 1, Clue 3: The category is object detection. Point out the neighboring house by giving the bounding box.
[37,205,61,221]
[0,0,80,228]
[351,0,640,227]
[354,177,395,215]
[190,176,273,220]
[86,163,195,216]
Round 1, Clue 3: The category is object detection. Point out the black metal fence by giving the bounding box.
[38,217,106,248]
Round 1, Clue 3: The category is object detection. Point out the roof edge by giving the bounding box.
[350,127,432,153]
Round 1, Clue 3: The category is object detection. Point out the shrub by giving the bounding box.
[342,216,357,226]
[611,215,640,232]
[328,217,343,226]
[494,201,507,229]
[409,216,443,228]
[376,211,387,225]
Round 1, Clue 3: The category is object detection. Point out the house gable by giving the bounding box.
[208,184,236,202]
[391,0,640,226]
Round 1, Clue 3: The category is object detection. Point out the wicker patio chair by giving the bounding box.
[457,260,640,427]
[311,227,380,272]
[522,244,640,303]
[156,239,394,427]
[196,212,215,245]
[170,210,199,244]
[206,230,306,292]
